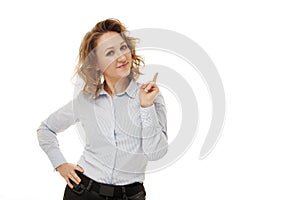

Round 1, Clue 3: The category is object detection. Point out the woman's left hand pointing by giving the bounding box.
[139,72,159,108]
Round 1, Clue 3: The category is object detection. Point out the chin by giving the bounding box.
[116,71,131,79]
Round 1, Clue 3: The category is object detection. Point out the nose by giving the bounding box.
[117,53,126,62]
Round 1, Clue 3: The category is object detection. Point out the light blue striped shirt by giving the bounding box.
[37,79,168,185]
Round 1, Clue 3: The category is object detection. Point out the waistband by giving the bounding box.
[72,171,145,198]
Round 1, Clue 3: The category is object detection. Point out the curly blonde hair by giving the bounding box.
[74,18,144,98]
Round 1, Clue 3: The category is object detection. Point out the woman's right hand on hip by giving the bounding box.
[55,163,84,189]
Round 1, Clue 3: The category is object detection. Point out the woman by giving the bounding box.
[37,18,168,200]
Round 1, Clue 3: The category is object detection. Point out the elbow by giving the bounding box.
[145,145,168,161]
[36,124,57,152]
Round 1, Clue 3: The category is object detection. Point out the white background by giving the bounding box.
[0,0,299,199]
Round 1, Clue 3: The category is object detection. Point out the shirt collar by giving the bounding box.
[98,78,136,98]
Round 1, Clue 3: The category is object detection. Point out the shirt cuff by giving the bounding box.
[140,104,159,128]
[47,148,67,170]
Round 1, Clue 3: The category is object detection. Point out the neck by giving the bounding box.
[104,77,130,96]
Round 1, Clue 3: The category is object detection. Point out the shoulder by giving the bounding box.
[73,90,95,106]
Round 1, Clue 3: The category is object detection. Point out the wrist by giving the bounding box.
[141,103,153,108]
[55,162,67,171]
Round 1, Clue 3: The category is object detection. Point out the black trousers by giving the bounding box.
[63,172,146,200]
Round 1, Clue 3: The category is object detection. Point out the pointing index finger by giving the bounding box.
[152,72,158,83]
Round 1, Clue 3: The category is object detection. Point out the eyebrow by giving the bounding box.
[104,41,126,52]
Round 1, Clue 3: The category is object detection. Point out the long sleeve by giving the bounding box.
[37,100,78,169]
[140,92,168,161]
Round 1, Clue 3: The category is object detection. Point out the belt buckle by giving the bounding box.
[99,184,115,197]
[72,183,85,195]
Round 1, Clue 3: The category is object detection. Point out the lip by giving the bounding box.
[117,62,128,69]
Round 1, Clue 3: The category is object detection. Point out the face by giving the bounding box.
[95,31,132,81]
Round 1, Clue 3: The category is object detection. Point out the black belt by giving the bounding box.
[71,171,145,198]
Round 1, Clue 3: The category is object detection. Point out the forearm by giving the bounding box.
[37,123,67,169]
[140,105,168,161]
[36,100,77,169]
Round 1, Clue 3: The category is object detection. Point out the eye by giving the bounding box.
[106,50,114,56]
[120,44,128,51]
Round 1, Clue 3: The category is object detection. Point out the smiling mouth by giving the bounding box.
[117,62,128,69]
